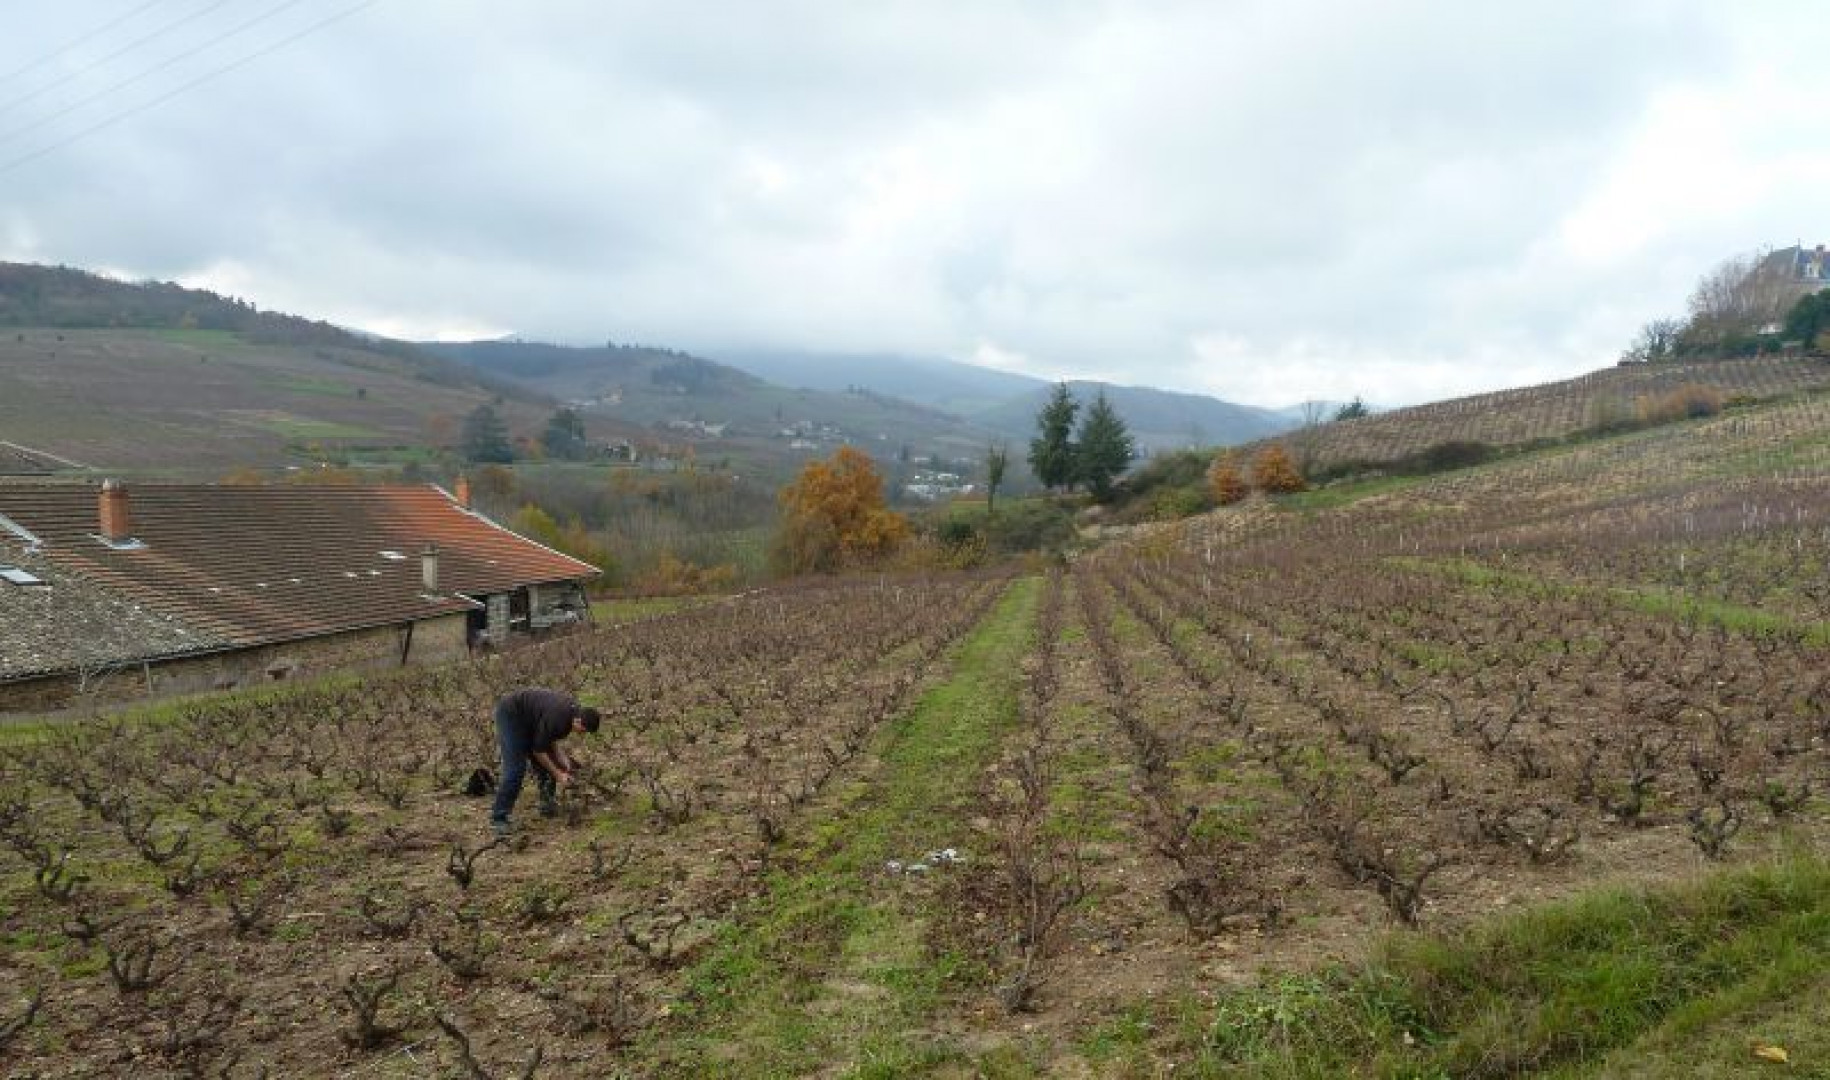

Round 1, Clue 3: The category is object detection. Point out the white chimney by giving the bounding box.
[421,542,440,593]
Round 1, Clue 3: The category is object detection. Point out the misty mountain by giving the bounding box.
[420,339,999,481]
[424,340,768,401]
[712,349,1293,451]
[972,381,1294,454]
[712,349,1048,415]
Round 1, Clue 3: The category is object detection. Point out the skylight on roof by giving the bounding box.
[379,550,407,561]
[0,514,40,549]
[0,566,47,586]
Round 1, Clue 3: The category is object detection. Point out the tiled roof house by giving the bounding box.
[0,479,598,711]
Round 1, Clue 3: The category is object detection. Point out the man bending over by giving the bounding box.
[490,687,600,837]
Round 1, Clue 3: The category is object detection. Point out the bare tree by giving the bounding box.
[1289,400,1329,476]
[984,442,1009,516]
[1685,248,1802,346]
[1621,317,1685,362]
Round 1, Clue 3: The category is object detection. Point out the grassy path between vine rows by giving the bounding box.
[640,575,1041,1078]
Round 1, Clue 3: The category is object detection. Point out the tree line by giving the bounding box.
[1027,383,1136,501]
[460,404,596,464]
[1624,245,1830,362]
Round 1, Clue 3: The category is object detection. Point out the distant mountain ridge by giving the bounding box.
[426,340,768,400]
[0,261,1288,484]
[420,339,999,480]
[0,262,523,398]
[712,348,1294,451]
[714,349,1047,416]
[972,381,1292,453]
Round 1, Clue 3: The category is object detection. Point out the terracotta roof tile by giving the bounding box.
[0,544,226,680]
[0,482,596,678]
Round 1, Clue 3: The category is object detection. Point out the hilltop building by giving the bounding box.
[1782,243,1828,283]
[1758,243,1830,298]
[0,479,597,712]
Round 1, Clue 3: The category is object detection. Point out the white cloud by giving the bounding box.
[1189,333,1584,410]
[1,1,1824,406]
[968,340,1031,374]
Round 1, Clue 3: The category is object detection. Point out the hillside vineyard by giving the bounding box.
[4,390,1830,1074]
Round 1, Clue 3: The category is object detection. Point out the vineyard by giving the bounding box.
[5,390,1830,1076]
[1286,354,1830,471]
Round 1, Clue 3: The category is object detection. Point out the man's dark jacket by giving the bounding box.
[496,688,579,752]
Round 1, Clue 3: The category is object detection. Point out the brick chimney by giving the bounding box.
[454,474,471,509]
[421,542,440,594]
[98,479,132,543]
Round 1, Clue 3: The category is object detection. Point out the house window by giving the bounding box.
[0,566,47,586]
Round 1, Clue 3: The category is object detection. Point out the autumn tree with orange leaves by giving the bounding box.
[1207,452,1248,505]
[771,445,910,575]
[1251,443,1307,494]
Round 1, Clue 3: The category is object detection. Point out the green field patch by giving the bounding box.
[0,718,58,748]
[1620,586,1830,646]
[223,409,383,442]
[1394,638,1465,676]
[339,445,438,466]
[142,328,247,350]
[1133,850,1830,1078]
[268,375,361,397]
[1392,554,1554,596]
[1283,471,1432,511]
[1392,555,1830,645]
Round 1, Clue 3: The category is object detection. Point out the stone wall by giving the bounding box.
[0,614,468,716]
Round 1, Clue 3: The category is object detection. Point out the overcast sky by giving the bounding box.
[1,1,1824,407]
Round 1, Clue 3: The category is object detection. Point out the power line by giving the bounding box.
[0,0,167,85]
[0,0,238,119]
[0,0,317,149]
[0,0,380,179]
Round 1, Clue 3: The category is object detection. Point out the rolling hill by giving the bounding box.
[1270,354,1830,476]
[712,348,1296,452]
[971,379,1292,453]
[420,339,1002,481]
[0,266,999,483]
[0,263,618,475]
[713,348,1049,416]
[9,344,1830,1076]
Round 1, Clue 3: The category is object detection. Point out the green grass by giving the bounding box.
[1283,472,1431,511]
[1621,586,1830,645]
[261,415,384,441]
[0,717,58,748]
[1393,638,1467,676]
[141,328,246,349]
[269,375,361,397]
[649,577,1041,1078]
[1135,849,1830,1078]
[1394,555,1830,645]
[1390,554,1553,596]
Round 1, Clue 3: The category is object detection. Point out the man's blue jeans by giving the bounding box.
[490,704,555,825]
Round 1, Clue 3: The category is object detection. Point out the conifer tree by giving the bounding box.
[1075,390,1135,502]
[1028,383,1080,492]
[540,407,588,460]
[461,405,513,464]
